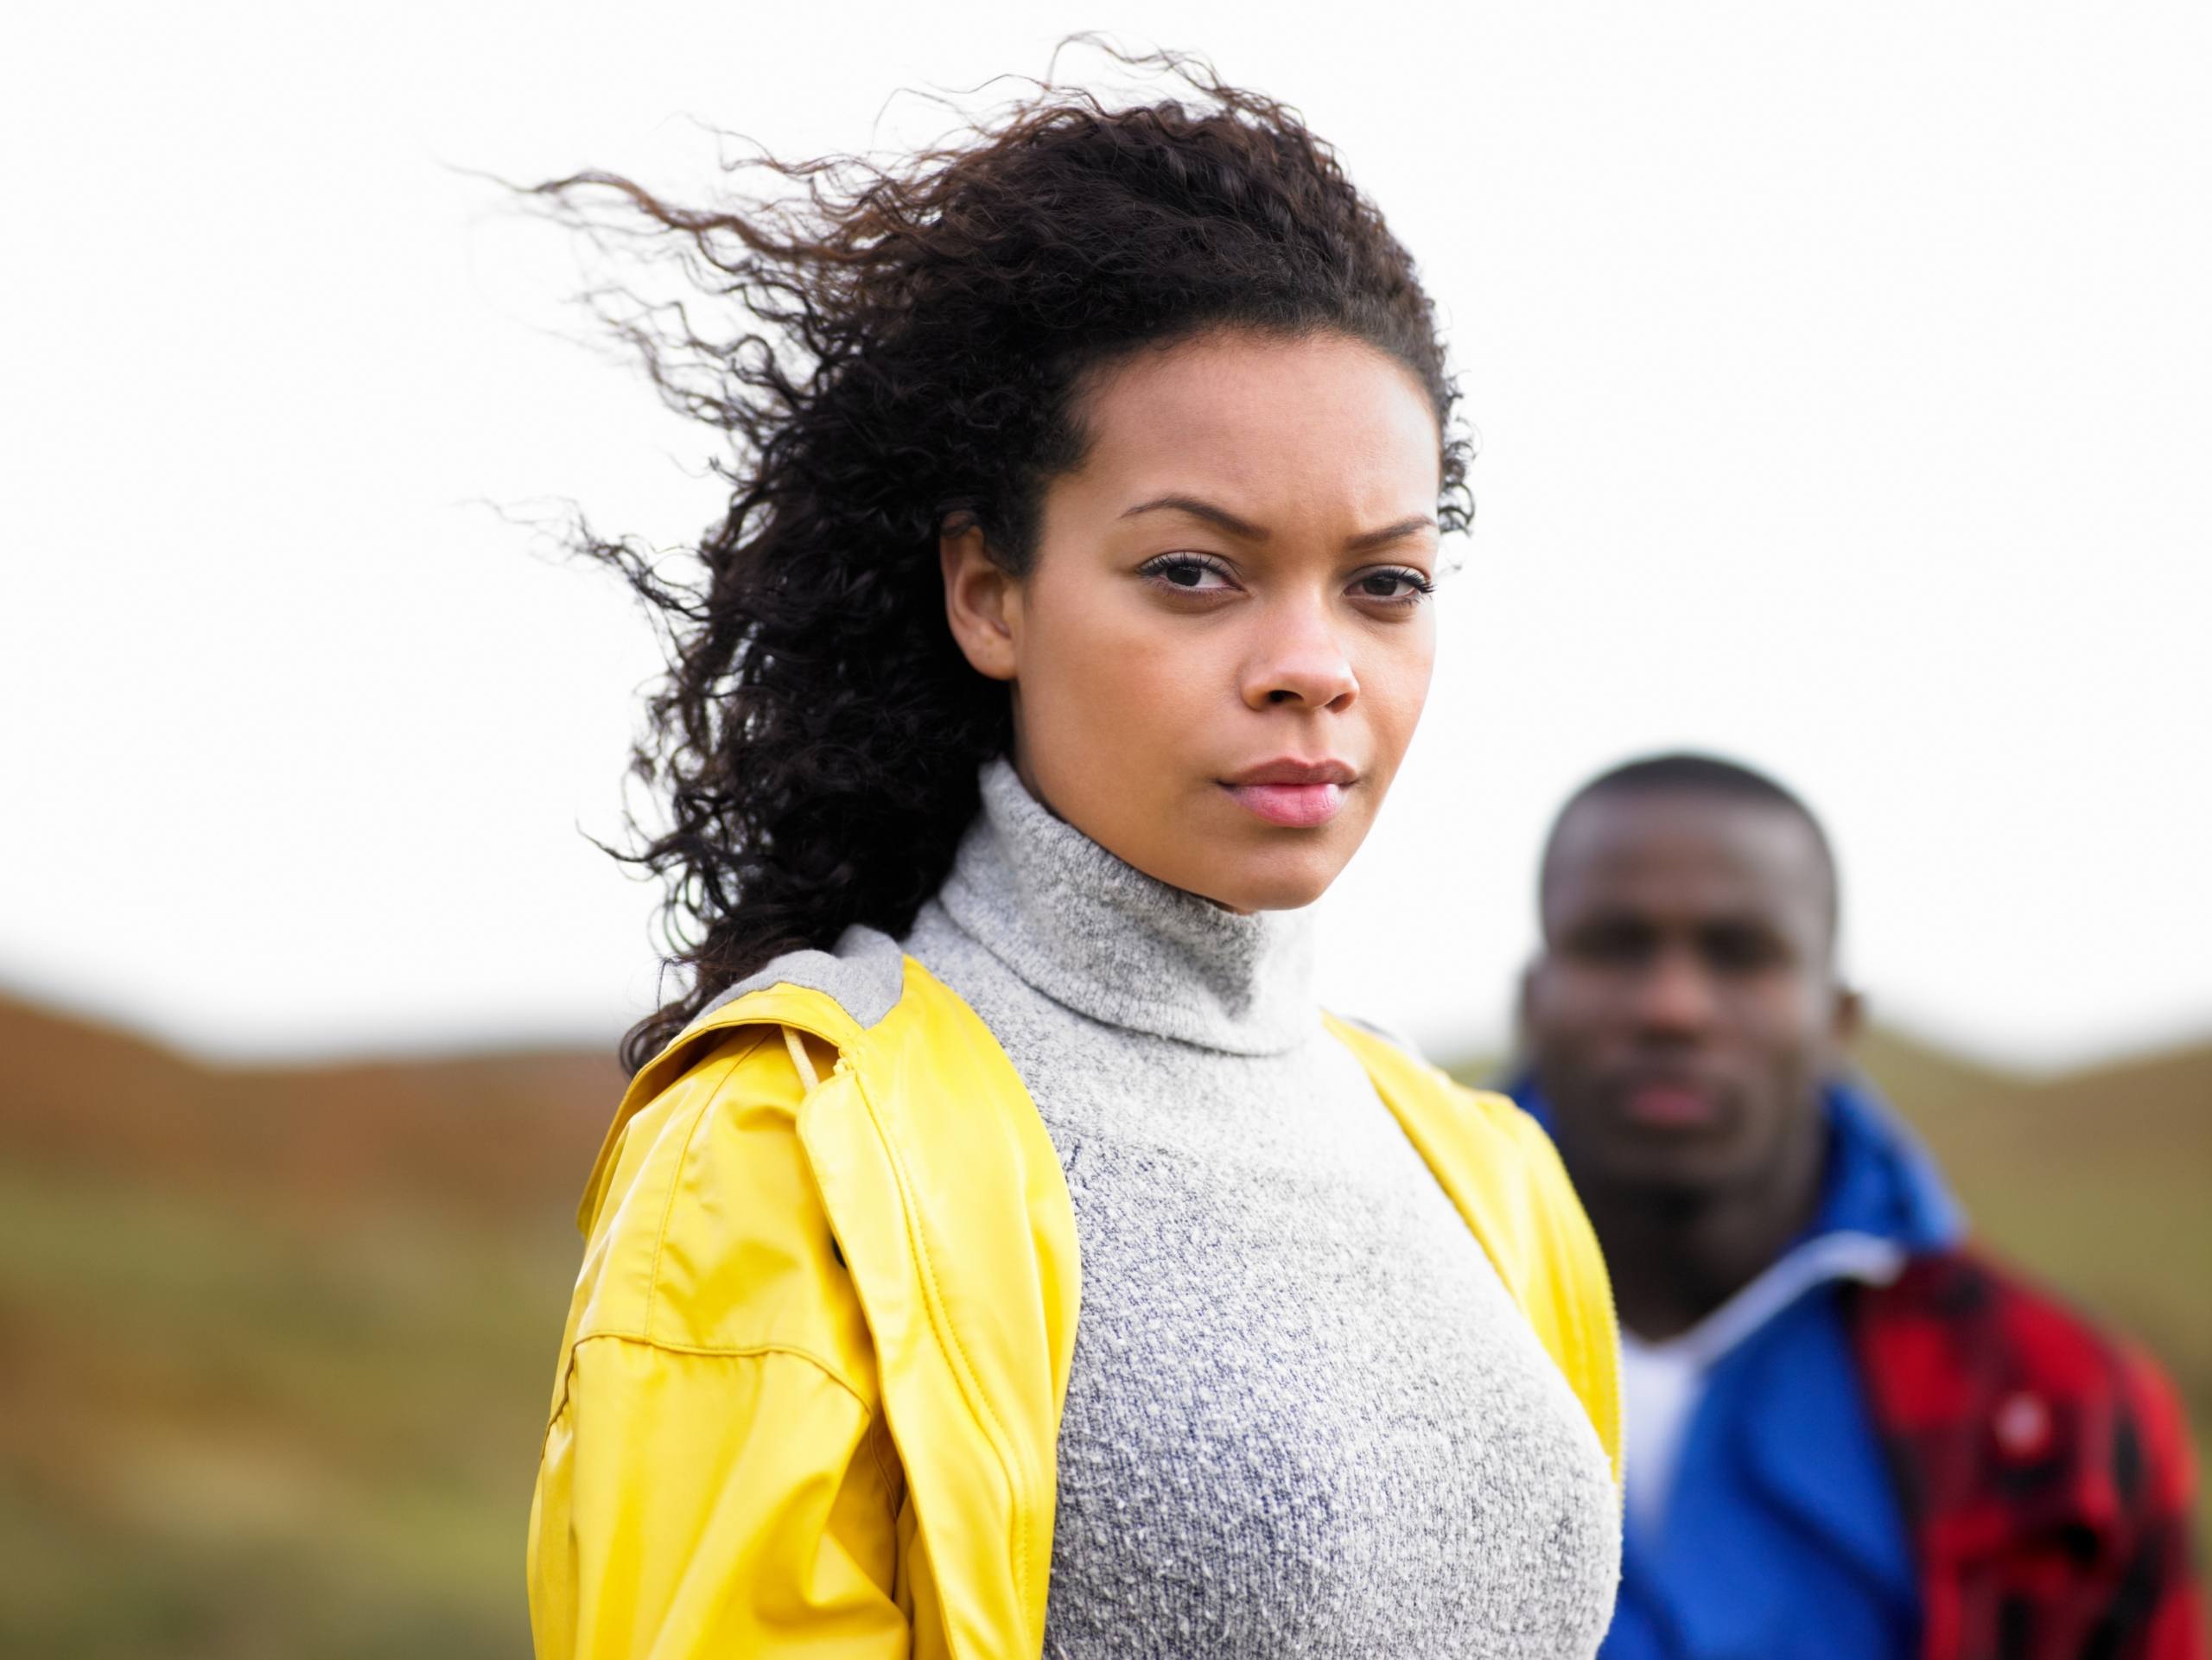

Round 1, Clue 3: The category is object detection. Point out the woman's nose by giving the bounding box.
[1240,604,1359,711]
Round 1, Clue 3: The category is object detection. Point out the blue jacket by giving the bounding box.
[1511,1076,1964,1660]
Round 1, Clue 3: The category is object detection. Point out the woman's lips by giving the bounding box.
[1221,759,1358,828]
[1225,781,1348,827]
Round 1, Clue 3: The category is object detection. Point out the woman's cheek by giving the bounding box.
[1106,613,1220,747]
[1362,626,1438,774]
[1021,604,1197,826]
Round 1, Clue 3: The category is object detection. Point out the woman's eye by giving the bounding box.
[1350,567,1435,605]
[1142,554,1236,593]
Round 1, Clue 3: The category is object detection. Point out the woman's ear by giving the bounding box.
[940,519,1021,682]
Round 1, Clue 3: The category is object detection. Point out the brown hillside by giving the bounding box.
[0,994,624,1221]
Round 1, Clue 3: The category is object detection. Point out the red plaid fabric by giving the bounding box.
[1850,1250,2204,1660]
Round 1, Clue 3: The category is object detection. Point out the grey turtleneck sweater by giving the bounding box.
[888,761,1619,1659]
[709,761,1619,1653]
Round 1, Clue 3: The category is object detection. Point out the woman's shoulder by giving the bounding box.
[687,925,907,1034]
[564,930,907,1384]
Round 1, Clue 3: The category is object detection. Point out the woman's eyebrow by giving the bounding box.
[1120,497,1438,552]
[1344,513,1439,552]
[1119,494,1268,539]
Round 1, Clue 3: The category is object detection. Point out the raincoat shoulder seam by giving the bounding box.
[639,1027,776,1345]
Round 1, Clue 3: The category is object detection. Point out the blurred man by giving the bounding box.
[1513,754,2202,1660]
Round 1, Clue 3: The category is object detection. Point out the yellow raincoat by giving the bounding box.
[527,954,1620,1660]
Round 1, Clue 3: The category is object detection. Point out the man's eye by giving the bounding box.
[1570,922,1653,964]
[1703,929,1785,972]
[1349,567,1436,605]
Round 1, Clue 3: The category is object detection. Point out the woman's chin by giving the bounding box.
[1060,777,1382,914]
[1154,838,1357,915]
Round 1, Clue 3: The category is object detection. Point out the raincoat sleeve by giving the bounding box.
[526,1336,908,1658]
[525,1027,912,1659]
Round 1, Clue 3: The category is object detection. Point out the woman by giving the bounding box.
[526,53,1622,1660]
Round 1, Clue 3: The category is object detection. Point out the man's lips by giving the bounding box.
[1221,760,1358,829]
[1617,1078,1724,1129]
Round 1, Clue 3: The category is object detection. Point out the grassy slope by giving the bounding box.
[2,995,2203,1656]
[0,997,615,1659]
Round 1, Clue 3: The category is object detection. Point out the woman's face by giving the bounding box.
[943,328,1443,912]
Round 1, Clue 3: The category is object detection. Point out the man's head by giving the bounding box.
[1522,754,1859,1210]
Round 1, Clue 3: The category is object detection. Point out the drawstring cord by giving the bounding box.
[781,1025,821,1091]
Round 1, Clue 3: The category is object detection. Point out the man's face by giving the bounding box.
[1522,791,1855,1204]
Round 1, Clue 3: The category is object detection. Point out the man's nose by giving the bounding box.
[1239,601,1358,711]
[1630,946,1719,1039]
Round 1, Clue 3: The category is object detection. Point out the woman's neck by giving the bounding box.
[931,759,1319,1056]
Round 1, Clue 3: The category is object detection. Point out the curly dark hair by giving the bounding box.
[532,47,1471,1072]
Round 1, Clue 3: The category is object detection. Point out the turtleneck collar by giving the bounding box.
[931,759,1319,1056]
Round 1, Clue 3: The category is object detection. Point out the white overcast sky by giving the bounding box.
[3,1,2207,1070]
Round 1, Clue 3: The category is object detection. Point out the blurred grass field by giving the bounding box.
[2,992,2204,1657]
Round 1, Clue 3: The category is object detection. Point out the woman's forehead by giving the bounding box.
[1055,333,1443,519]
